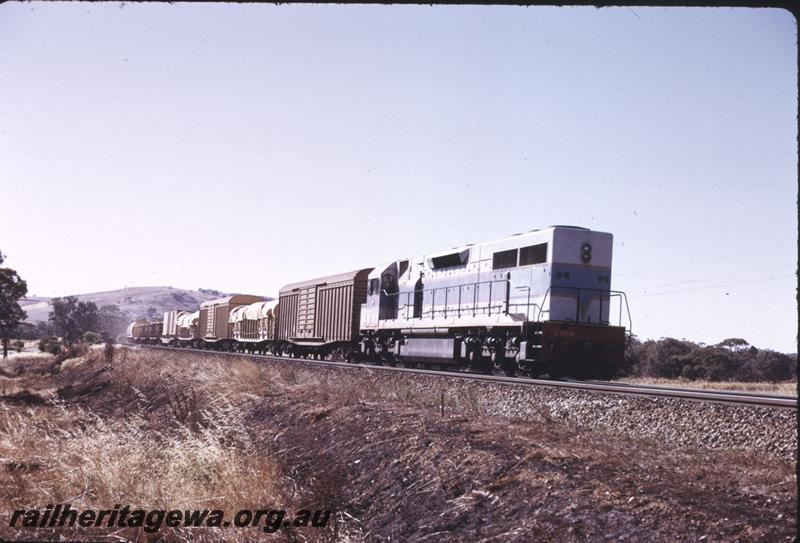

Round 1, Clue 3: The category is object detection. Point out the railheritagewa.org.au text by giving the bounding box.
[9,504,331,533]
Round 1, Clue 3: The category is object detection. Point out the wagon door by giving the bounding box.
[277,292,298,341]
[296,286,317,339]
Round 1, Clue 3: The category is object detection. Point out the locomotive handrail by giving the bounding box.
[379,278,543,321]
[536,286,632,335]
[379,281,632,331]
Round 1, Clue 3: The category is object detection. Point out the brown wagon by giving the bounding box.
[277,268,372,359]
[198,294,266,350]
[126,319,149,343]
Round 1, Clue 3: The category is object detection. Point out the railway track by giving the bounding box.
[137,345,797,409]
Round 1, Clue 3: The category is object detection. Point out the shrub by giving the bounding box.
[38,336,61,355]
[626,336,795,382]
[11,340,24,353]
[741,350,794,383]
[82,331,102,345]
[634,338,694,379]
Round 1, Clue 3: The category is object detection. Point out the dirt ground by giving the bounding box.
[0,348,796,542]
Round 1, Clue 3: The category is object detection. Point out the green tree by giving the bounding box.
[0,250,29,358]
[742,350,793,382]
[82,331,102,344]
[49,296,99,345]
[717,338,751,352]
[637,337,694,378]
[97,304,128,337]
[38,336,61,355]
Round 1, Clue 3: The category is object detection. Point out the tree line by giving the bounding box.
[0,249,129,357]
[623,336,797,383]
[30,297,129,354]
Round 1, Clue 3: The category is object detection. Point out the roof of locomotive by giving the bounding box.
[366,226,608,278]
[465,225,602,251]
[279,268,373,294]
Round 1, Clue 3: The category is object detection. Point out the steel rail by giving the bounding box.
[572,378,798,399]
[136,345,797,409]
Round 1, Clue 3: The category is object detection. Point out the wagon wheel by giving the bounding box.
[331,347,347,362]
[382,351,397,367]
[348,348,361,364]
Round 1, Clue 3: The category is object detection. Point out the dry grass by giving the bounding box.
[2,401,283,506]
[0,347,795,542]
[617,377,798,395]
[0,348,351,542]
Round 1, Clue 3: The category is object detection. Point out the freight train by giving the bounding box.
[127,226,631,379]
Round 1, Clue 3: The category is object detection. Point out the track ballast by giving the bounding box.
[136,345,797,410]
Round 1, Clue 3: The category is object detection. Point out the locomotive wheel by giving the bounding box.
[468,348,491,374]
[501,358,517,377]
[547,366,565,380]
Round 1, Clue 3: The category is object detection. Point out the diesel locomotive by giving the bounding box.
[127,225,631,379]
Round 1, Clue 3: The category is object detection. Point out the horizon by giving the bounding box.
[14,281,798,354]
[1,4,796,352]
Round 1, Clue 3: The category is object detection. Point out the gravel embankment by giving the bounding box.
[251,356,798,464]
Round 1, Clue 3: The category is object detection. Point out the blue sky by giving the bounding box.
[0,4,796,352]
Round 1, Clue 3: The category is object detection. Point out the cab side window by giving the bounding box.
[492,249,518,270]
[519,243,547,266]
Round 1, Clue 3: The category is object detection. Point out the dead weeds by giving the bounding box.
[0,348,795,542]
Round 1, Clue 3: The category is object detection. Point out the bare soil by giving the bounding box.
[0,348,796,542]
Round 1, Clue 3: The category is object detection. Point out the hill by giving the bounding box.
[18,286,268,323]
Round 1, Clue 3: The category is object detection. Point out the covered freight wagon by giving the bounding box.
[229,299,279,349]
[176,310,199,343]
[126,319,149,342]
[198,294,267,348]
[140,321,163,344]
[277,269,371,358]
[158,309,201,345]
